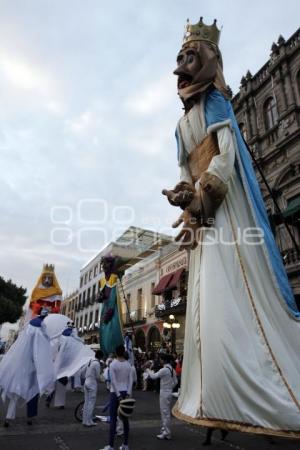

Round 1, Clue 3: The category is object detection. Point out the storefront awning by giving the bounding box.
[152,273,174,295]
[167,268,185,290]
[152,268,185,295]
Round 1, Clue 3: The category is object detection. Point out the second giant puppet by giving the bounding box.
[98,255,124,356]
[29,264,62,318]
[163,18,300,437]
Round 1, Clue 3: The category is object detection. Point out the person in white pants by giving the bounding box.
[82,350,103,427]
[147,354,178,440]
[3,394,18,427]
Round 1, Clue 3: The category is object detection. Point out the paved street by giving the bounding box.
[0,385,299,450]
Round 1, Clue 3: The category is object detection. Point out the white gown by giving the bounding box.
[53,330,94,380]
[174,98,300,437]
[0,321,55,403]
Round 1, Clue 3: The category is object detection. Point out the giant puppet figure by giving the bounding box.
[0,307,55,414]
[29,264,62,318]
[98,255,124,356]
[163,18,300,437]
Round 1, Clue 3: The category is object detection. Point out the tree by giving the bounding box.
[0,276,27,325]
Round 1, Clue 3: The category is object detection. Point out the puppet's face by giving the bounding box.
[101,256,115,274]
[42,273,53,288]
[173,47,202,91]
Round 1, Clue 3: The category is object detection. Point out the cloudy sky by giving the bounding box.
[0,0,299,328]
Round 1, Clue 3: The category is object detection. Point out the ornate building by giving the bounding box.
[60,289,78,323]
[121,243,188,353]
[74,227,172,345]
[232,28,300,306]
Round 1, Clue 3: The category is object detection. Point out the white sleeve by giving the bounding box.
[206,125,235,184]
[180,164,193,184]
[109,365,119,396]
[127,366,133,396]
[94,361,100,381]
[148,368,165,380]
[41,322,50,340]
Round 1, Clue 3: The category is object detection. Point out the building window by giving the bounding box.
[80,276,83,288]
[137,288,143,310]
[126,293,131,311]
[94,264,98,277]
[95,308,99,324]
[89,269,93,281]
[87,287,91,301]
[89,311,93,326]
[297,70,300,102]
[80,316,83,327]
[84,273,88,284]
[264,97,278,130]
[151,282,155,308]
[84,314,88,326]
[92,284,96,300]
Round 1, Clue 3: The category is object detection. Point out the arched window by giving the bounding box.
[264,97,278,130]
[239,122,247,141]
[297,70,300,103]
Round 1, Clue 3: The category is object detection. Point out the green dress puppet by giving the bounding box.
[98,255,124,356]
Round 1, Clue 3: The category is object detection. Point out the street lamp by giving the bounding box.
[163,314,180,353]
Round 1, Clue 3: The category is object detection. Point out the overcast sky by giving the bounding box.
[0,0,299,330]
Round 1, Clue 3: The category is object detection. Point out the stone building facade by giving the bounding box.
[121,243,188,353]
[60,289,78,324]
[232,28,300,305]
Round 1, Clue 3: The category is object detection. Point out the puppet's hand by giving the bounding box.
[186,172,228,225]
[172,210,200,250]
[162,181,195,209]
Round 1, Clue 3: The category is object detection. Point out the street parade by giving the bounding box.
[0,2,300,450]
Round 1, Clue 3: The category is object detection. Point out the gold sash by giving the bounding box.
[187,133,219,184]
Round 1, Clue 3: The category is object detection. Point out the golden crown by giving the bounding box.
[43,263,55,272]
[183,17,221,47]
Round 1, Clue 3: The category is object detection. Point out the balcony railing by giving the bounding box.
[122,308,146,326]
[282,248,300,266]
[155,297,187,318]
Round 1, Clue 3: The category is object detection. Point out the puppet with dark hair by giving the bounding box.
[98,255,124,356]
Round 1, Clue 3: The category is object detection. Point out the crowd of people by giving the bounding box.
[0,309,185,450]
[79,344,182,449]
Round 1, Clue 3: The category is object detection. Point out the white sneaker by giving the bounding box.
[99,446,113,450]
[156,433,171,440]
[119,446,129,450]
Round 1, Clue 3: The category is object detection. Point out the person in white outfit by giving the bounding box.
[147,353,178,440]
[100,344,133,450]
[82,349,103,427]
[3,394,18,427]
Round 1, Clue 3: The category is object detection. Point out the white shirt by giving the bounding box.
[109,359,133,396]
[85,359,101,387]
[147,364,177,393]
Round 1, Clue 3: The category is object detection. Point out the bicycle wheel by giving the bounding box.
[74,400,84,422]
